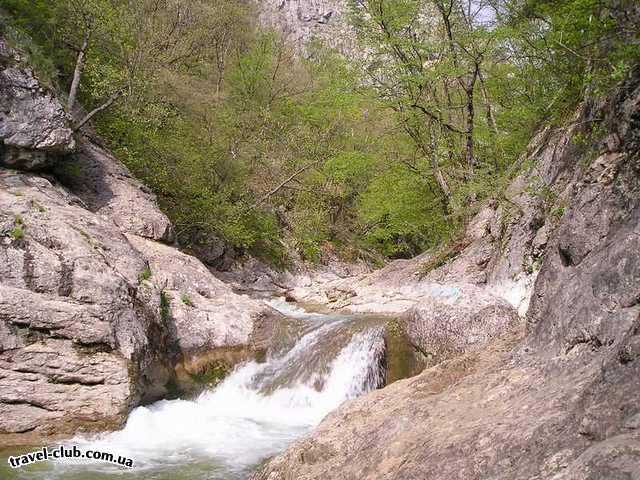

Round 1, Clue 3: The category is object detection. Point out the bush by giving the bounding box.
[138,266,152,283]
[181,292,194,307]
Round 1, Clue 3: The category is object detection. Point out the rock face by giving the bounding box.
[253,75,640,480]
[55,138,175,243]
[0,37,281,445]
[0,173,280,444]
[401,285,520,365]
[0,170,174,443]
[257,0,355,55]
[0,38,75,170]
[125,234,282,391]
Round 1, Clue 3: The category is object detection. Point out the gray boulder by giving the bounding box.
[55,138,175,243]
[0,37,75,169]
[0,170,174,443]
[125,234,283,391]
[401,284,520,364]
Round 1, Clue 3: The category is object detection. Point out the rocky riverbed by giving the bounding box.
[251,66,640,480]
[1,19,639,480]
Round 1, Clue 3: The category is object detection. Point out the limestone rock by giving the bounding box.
[125,234,282,359]
[401,285,520,363]
[0,166,283,442]
[55,139,175,243]
[0,170,174,442]
[257,0,355,56]
[0,38,75,170]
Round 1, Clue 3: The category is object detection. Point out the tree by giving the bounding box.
[41,0,232,130]
[52,0,125,119]
[348,0,504,211]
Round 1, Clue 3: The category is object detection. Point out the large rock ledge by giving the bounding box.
[55,138,176,243]
[0,37,75,170]
[254,74,640,480]
[0,169,282,445]
[125,234,283,392]
[401,284,520,366]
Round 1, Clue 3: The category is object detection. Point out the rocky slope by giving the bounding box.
[254,73,640,479]
[0,36,281,446]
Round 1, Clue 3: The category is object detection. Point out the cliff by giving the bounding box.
[257,0,355,55]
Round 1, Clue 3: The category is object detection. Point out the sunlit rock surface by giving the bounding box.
[0,37,75,170]
[0,36,280,445]
[257,0,356,55]
[254,69,640,480]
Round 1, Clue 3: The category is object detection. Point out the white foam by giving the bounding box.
[65,322,385,477]
[266,296,320,318]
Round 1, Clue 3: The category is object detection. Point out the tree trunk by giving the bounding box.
[399,115,453,211]
[464,66,479,173]
[429,138,452,209]
[478,70,501,172]
[478,70,498,136]
[68,29,91,112]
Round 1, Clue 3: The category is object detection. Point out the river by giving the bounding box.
[1,299,389,480]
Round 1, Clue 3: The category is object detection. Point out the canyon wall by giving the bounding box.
[255,70,640,480]
[0,36,281,446]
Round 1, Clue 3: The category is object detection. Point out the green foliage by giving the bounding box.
[138,266,152,283]
[190,361,229,387]
[10,225,24,241]
[181,292,194,307]
[159,291,171,321]
[5,0,638,266]
[0,17,59,88]
[505,0,640,115]
[358,166,453,258]
[550,206,565,220]
[9,215,25,241]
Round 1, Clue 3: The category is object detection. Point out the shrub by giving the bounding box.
[138,266,152,283]
[181,292,194,307]
[159,291,171,321]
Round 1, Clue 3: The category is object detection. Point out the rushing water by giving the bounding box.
[1,299,387,480]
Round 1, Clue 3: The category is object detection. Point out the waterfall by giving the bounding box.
[43,300,387,480]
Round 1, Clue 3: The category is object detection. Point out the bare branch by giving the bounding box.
[73,88,125,131]
[249,161,319,210]
[68,27,92,111]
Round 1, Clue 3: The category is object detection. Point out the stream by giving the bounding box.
[1,299,389,480]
